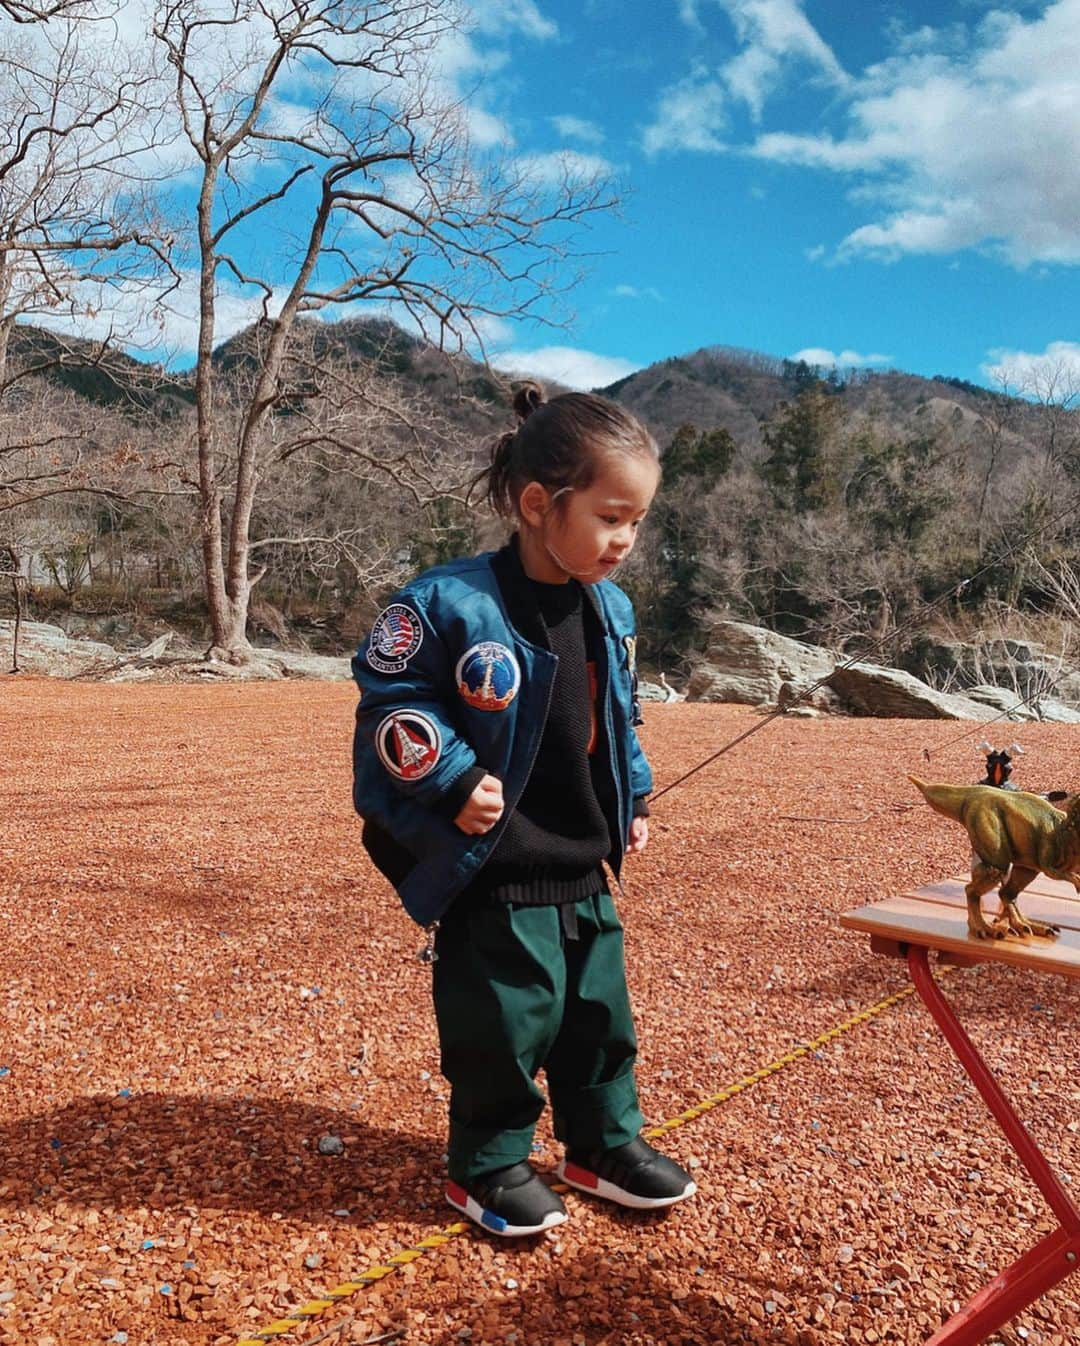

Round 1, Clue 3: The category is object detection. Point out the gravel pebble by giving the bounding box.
[1,684,1077,1346]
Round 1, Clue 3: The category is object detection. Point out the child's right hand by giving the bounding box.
[454,773,505,834]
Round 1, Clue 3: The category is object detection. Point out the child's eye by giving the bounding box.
[600,514,619,525]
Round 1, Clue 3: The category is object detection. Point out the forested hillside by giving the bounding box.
[4,319,1079,687]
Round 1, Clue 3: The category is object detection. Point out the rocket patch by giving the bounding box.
[375,710,442,781]
[456,641,520,712]
[367,603,423,674]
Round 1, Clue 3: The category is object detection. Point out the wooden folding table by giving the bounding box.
[841,875,1080,1346]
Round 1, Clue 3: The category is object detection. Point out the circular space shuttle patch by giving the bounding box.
[375,710,442,781]
[367,602,422,674]
[456,641,520,712]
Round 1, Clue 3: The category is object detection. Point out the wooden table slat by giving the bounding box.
[893,878,1080,933]
[840,897,1080,979]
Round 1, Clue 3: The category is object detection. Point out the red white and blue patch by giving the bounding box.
[367,602,423,674]
[375,710,442,781]
[455,641,520,712]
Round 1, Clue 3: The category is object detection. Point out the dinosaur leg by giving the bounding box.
[997,866,1060,939]
[965,863,1008,939]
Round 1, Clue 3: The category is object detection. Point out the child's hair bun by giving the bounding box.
[512,379,545,422]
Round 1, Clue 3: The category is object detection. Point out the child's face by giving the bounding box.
[527,451,660,584]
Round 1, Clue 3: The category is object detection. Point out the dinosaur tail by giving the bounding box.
[908,774,972,822]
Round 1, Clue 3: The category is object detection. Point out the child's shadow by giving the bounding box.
[0,1092,441,1224]
[423,1244,797,1346]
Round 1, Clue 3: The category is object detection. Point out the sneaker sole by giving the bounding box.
[445,1181,567,1237]
[556,1160,697,1210]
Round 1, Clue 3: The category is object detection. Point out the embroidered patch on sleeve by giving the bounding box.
[375,710,443,781]
[456,641,520,711]
[367,602,423,674]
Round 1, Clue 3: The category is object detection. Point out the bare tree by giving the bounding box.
[0,2,182,560]
[0,541,27,671]
[0,11,173,383]
[1,1,96,20]
[151,0,615,660]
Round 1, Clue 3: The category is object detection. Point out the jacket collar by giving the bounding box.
[490,535,606,648]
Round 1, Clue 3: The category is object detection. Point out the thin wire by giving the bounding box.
[649,485,1080,803]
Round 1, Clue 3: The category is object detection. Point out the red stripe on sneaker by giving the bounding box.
[446,1181,469,1207]
[561,1161,600,1190]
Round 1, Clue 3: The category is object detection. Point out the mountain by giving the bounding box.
[7,315,1053,469]
[598,345,1014,455]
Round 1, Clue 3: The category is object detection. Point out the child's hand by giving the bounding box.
[454,773,505,835]
[626,815,649,854]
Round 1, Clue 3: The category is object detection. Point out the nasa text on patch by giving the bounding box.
[367,602,423,674]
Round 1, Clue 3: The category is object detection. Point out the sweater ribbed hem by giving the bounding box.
[485,865,606,907]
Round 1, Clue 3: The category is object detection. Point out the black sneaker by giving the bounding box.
[557,1136,696,1210]
[446,1162,567,1237]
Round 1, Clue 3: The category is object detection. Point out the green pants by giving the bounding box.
[432,890,644,1185]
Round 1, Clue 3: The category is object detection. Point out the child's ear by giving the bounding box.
[518,481,550,526]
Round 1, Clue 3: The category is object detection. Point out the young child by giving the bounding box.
[351,382,695,1237]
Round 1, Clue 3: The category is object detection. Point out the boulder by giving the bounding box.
[963,685,1039,720]
[1,619,119,677]
[1028,698,1080,724]
[935,683,1080,723]
[687,621,835,706]
[1,619,351,682]
[827,662,999,720]
[908,635,1076,706]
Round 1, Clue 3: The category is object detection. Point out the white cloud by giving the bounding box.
[748,0,1080,266]
[791,347,892,369]
[613,283,663,301]
[982,341,1080,397]
[491,345,639,390]
[516,149,616,185]
[34,269,294,364]
[551,114,605,145]
[718,0,848,118]
[643,69,728,156]
[467,0,558,41]
[644,1,845,153]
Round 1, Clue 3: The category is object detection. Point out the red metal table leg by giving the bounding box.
[905,945,1080,1346]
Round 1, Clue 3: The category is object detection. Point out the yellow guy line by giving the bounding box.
[236,976,926,1345]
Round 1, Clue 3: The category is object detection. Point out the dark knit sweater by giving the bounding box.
[480,577,611,905]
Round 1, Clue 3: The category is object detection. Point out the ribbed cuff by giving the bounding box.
[432,766,487,821]
[632,795,650,818]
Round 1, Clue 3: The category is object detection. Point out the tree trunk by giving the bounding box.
[193,162,252,661]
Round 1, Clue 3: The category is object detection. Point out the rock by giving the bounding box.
[139,633,174,660]
[269,650,352,681]
[963,685,1040,719]
[687,621,835,706]
[939,683,1080,723]
[1,619,119,676]
[0,619,351,682]
[909,635,1075,705]
[1028,698,1080,723]
[826,662,999,720]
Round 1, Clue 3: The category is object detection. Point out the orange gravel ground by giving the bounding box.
[1,679,1078,1346]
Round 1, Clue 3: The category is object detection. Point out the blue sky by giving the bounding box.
[35,1,1080,396]
[469,0,1080,391]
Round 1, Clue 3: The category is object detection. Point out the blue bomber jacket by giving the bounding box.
[351,541,653,927]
